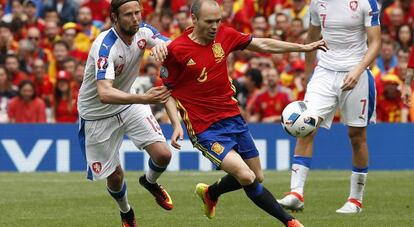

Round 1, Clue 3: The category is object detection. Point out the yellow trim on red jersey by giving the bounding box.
[176,99,197,141]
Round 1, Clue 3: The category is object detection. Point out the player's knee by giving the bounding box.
[235,169,256,185]
[348,128,366,148]
[155,150,172,167]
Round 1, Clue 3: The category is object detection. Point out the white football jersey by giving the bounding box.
[309,0,380,71]
[78,22,168,120]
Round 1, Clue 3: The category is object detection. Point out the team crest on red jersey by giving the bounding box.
[97,57,108,70]
[137,39,147,49]
[92,162,102,174]
[350,1,358,11]
[212,43,225,63]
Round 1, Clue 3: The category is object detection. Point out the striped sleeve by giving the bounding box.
[95,30,117,80]
[363,0,380,27]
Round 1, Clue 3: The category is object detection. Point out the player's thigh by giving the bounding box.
[83,117,124,180]
[123,105,167,150]
[340,70,376,127]
[305,66,338,129]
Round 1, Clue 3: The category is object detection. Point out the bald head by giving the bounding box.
[191,0,219,19]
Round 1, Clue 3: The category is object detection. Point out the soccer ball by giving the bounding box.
[281,101,319,138]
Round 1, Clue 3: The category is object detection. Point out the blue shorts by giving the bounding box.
[193,115,259,168]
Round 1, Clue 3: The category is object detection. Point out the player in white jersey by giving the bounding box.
[77,1,179,226]
[278,0,381,214]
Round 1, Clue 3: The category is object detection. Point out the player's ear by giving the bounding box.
[111,12,117,23]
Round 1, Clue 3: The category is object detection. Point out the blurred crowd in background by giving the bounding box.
[0,0,413,124]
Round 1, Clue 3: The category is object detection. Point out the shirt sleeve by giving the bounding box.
[223,26,253,52]
[309,0,320,27]
[362,0,380,27]
[408,45,414,69]
[140,22,170,48]
[161,46,179,89]
[95,31,117,80]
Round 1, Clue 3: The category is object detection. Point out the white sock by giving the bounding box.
[146,159,167,184]
[349,171,367,203]
[108,182,131,213]
[290,163,309,196]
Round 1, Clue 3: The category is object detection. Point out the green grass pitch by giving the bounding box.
[0,171,413,226]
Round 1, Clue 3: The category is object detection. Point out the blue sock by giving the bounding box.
[146,158,167,184]
[243,180,293,225]
[108,181,130,212]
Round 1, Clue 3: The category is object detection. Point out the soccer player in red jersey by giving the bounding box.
[160,1,327,226]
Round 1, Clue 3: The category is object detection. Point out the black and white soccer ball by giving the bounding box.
[281,101,319,138]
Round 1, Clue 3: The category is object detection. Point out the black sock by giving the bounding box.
[208,174,242,201]
[243,179,293,225]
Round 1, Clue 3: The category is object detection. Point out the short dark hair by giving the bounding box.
[18,80,36,100]
[245,68,262,89]
[110,0,140,17]
[190,0,218,18]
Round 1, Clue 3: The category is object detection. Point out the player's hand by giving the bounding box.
[401,84,412,106]
[341,70,360,91]
[151,42,168,62]
[171,125,184,150]
[144,86,171,104]
[304,39,328,52]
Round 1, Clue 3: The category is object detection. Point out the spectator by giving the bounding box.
[41,20,60,51]
[61,22,88,62]
[282,0,310,29]
[75,6,100,53]
[0,65,17,122]
[0,22,17,64]
[71,61,83,97]
[44,0,78,25]
[29,27,52,61]
[48,40,69,83]
[286,18,304,43]
[396,24,413,52]
[170,10,190,39]
[375,38,398,75]
[43,8,59,24]
[376,74,404,122]
[250,68,290,122]
[23,0,45,33]
[81,0,110,26]
[53,70,77,123]
[31,58,53,108]
[5,53,27,85]
[7,79,46,123]
[242,68,263,120]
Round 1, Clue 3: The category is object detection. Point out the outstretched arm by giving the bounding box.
[96,80,170,104]
[245,37,327,54]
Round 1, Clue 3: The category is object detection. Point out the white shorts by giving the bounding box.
[304,66,376,129]
[79,104,166,180]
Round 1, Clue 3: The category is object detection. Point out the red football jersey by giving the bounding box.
[254,91,290,120]
[163,26,252,136]
[408,45,414,69]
